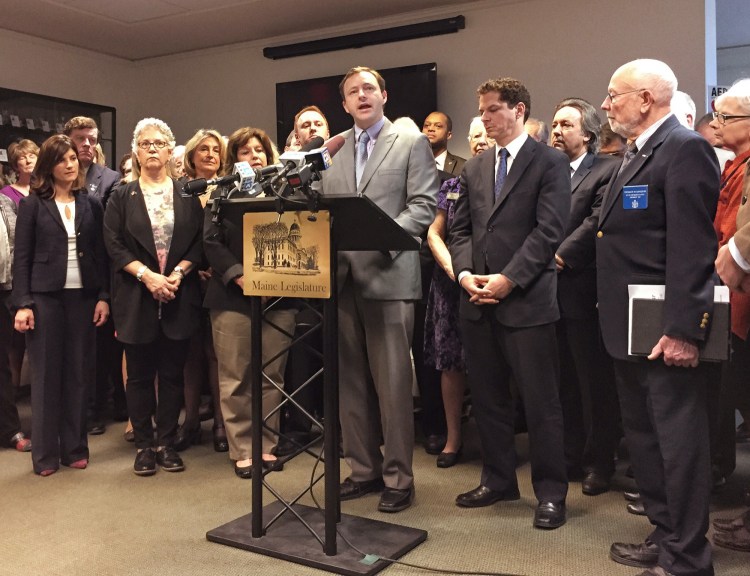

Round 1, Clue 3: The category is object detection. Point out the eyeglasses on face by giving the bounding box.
[605,88,644,104]
[712,111,750,126]
[137,140,168,150]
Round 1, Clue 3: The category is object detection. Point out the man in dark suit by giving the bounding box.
[322,66,438,513]
[449,77,570,529]
[552,98,621,495]
[64,117,121,207]
[592,59,719,576]
[64,116,123,434]
[423,111,466,177]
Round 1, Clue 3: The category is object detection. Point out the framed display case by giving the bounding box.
[0,87,116,169]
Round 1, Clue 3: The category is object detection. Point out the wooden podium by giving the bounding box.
[205,194,428,575]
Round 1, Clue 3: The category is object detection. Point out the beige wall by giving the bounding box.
[1,0,711,160]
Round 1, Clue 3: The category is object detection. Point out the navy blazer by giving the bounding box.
[449,137,571,328]
[594,116,719,359]
[11,191,109,310]
[103,179,203,344]
[85,163,121,208]
[556,152,620,320]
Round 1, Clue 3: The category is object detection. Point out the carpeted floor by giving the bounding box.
[1,397,748,576]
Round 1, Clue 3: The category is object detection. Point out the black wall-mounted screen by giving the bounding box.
[275,63,437,146]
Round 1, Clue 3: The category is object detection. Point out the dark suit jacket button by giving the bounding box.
[78,251,84,257]
[487,226,494,233]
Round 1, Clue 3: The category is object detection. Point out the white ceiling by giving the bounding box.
[0,0,747,61]
[0,0,482,61]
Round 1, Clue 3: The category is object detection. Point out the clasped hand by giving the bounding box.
[144,271,180,303]
[460,273,514,305]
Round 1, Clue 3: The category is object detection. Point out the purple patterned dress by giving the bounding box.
[424,177,465,372]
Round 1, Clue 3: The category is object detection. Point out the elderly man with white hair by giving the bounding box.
[568,59,720,576]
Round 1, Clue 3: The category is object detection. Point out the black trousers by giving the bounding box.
[461,312,568,504]
[614,359,713,576]
[124,330,189,450]
[558,316,621,476]
[27,290,96,473]
[0,290,22,443]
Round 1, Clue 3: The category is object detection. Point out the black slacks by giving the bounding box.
[124,330,190,450]
[26,289,96,473]
[0,290,22,443]
[614,359,713,576]
[461,312,568,504]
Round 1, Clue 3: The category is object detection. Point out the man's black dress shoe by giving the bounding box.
[456,485,520,508]
[424,434,446,455]
[623,490,641,502]
[339,477,385,501]
[173,424,201,452]
[582,471,610,496]
[627,500,646,516]
[436,446,462,468]
[156,447,185,472]
[134,448,157,476]
[713,510,749,532]
[378,486,414,512]
[609,541,659,568]
[234,462,252,479]
[87,420,106,436]
[533,501,566,529]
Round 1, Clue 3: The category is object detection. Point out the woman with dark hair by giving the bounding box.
[204,126,296,478]
[104,118,203,477]
[118,153,133,184]
[11,134,110,476]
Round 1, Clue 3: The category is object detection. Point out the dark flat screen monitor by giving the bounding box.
[275,62,437,146]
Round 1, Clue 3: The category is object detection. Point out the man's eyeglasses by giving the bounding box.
[605,88,644,104]
[712,111,750,126]
[137,140,168,150]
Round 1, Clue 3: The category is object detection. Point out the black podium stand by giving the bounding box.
[206,195,428,575]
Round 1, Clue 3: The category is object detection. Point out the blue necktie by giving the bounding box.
[356,131,370,188]
[494,148,508,200]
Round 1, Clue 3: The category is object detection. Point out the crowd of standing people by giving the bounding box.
[2,59,750,575]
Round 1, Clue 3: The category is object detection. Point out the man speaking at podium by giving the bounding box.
[322,66,438,513]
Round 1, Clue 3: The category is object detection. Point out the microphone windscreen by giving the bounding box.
[323,134,346,158]
[300,136,324,152]
[182,178,207,196]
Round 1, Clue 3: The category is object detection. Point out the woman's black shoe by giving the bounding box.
[437,446,463,468]
[213,425,229,452]
[173,424,201,452]
[262,458,284,472]
[234,462,252,479]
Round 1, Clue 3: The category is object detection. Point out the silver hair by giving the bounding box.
[715,78,750,115]
[131,117,176,155]
[671,90,696,128]
[467,116,484,138]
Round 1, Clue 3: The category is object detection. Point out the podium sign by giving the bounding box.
[242,210,331,298]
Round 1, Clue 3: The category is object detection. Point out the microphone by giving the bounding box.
[181,162,255,196]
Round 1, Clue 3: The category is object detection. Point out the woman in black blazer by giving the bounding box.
[104,118,203,477]
[12,134,110,476]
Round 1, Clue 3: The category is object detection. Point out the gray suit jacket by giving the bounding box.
[322,118,438,300]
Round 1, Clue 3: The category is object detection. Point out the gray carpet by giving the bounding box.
[1,399,748,576]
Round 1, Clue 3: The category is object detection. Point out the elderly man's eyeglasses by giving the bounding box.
[605,88,644,104]
[137,140,168,150]
[712,111,750,126]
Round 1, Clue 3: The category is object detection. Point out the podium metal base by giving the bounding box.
[206,501,428,576]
